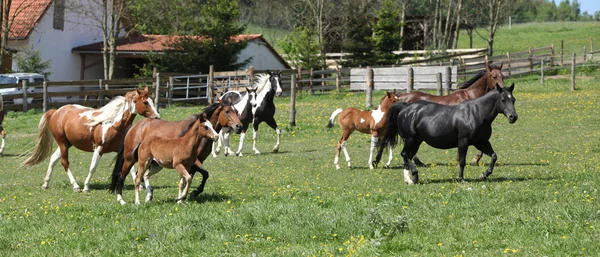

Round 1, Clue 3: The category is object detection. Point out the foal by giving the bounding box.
[327,90,398,169]
[133,114,217,204]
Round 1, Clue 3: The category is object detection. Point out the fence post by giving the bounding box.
[98,79,104,106]
[591,38,594,59]
[560,40,564,66]
[335,67,340,93]
[168,77,174,107]
[550,44,555,67]
[290,74,297,127]
[540,59,544,85]
[436,72,442,96]
[407,67,414,93]
[528,47,534,73]
[321,67,325,89]
[309,68,314,95]
[208,65,214,104]
[445,66,451,95]
[21,80,28,112]
[42,81,48,113]
[155,73,161,112]
[583,45,587,62]
[366,66,373,108]
[297,67,302,91]
[571,53,576,91]
[248,66,255,86]
[506,52,512,77]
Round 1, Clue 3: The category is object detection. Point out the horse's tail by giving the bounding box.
[110,125,133,192]
[22,110,56,166]
[380,102,408,151]
[327,108,343,128]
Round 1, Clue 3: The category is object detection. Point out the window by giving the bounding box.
[53,0,65,30]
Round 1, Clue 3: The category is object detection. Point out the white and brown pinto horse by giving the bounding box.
[128,114,217,204]
[327,90,399,169]
[22,87,159,192]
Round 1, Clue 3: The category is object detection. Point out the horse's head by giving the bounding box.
[133,86,160,119]
[381,89,399,107]
[246,87,258,108]
[193,115,218,141]
[486,62,505,90]
[268,70,283,97]
[495,83,518,123]
[218,98,243,134]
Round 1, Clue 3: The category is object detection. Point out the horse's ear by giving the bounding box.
[135,87,142,95]
[267,70,272,75]
[486,62,492,71]
[499,62,503,70]
[508,83,515,93]
[495,83,503,92]
[144,85,149,92]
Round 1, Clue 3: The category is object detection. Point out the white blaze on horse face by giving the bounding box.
[371,105,385,125]
[146,98,160,118]
[204,120,218,140]
[274,77,282,96]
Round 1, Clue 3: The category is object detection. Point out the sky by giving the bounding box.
[576,0,600,15]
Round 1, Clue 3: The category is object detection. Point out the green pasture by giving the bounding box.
[0,72,599,256]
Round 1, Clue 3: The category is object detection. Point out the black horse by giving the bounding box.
[380,83,517,184]
[213,70,283,156]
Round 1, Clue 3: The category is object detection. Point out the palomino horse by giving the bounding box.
[327,90,399,169]
[375,63,506,167]
[132,114,217,204]
[0,94,5,155]
[213,71,282,156]
[380,84,517,184]
[212,87,257,157]
[110,99,243,204]
[22,87,159,192]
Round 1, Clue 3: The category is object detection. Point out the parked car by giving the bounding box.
[0,73,45,104]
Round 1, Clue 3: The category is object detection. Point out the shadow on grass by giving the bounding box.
[191,192,230,203]
[425,175,557,184]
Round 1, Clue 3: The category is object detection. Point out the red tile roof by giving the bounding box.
[72,34,263,52]
[9,0,52,40]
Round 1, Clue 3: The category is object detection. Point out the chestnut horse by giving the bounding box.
[327,90,399,169]
[0,94,5,155]
[22,87,159,192]
[132,114,217,204]
[110,99,243,204]
[375,63,506,167]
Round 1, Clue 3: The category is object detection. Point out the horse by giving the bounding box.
[22,87,160,192]
[380,83,517,184]
[212,87,257,157]
[212,70,282,156]
[375,63,506,167]
[133,114,217,204]
[327,90,399,169]
[0,94,5,155]
[110,99,243,204]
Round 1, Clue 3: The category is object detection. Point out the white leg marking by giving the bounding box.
[404,169,414,185]
[385,146,393,168]
[252,129,260,154]
[42,149,62,189]
[83,147,102,192]
[235,132,246,156]
[341,141,351,168]
[0,137,5,154]
[66,168,80,192]
[368,136,378,169]
[117,194,126,205]
[273,127,281,152]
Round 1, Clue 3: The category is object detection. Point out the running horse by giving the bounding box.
[0,94,5,155]
[327,90,399,169]
[380,83,517,184]
[22,87,160,192]
[212,71,282,156]
[131,114,217,204]
[110,99,242,204]
[374,63,506,167]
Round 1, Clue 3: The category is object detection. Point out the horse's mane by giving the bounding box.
[178,114,203,137]
[202,102,221,118]
[459,69,486,89]
[253,73,271,93]
[82,95,129,127]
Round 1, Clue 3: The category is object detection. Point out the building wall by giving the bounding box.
[238,40,287,71]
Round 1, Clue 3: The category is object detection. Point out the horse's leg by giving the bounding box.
[401,139,422,184]
[134,160,150,205]
[190,160,209,198]
[251,120,262,155]
[174,164,193,203]
[263,117,281,153]
[368,135,379,169]
[457,139,469,183]
[234,132,246,156]
[117,156,137,205]
[474,141,497,180]
[144,163,162,202]
[0,129,5,155]
[471,151,484,166]
[334,129,353,169]
[82,146,103,192]
[412,155,426,167]
[42,148,62,189]
[223,130,236,156]
[56,144,80,192]
[385,145,394,168]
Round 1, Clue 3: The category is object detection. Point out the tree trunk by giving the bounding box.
[433,0,440,48]
[443,0,452,48]
[452,0,462,49]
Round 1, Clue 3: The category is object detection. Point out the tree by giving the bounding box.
[13,47,52,79]
[371,0,403,65]
[66,0,134,79]
[0,0,38,72]
[473,0,526,56]
[557,0,574,21]
[340,0,376,67]
[279,26,322,69]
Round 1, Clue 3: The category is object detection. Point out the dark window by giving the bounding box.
[53,0,65,30]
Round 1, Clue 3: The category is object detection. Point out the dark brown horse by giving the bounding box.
[22,87,160,192]
[327,90,399,169]
[375,63,506,167]
[133,114,217,204]
[110,99,243,204]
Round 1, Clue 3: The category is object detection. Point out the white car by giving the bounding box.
[0,73,45,104]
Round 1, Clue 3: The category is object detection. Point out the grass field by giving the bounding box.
[0,70,599,255]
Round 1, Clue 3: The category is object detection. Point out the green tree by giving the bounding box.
[557,0,574,21]
[371,0,402,65]
[279,26,322,70]
[340,2,376,67]
[14,48,52,79]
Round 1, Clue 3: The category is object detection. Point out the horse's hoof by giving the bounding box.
[479,174,488,180]
[236,152,243,157]
[369,165,374,169]
[82,188,91,193]
[145,195,153,202]
[73,187,81,193]
[335,165,340,170]
[119,200,126,205]
[41,185,49,190]
[384,164,390,168]
[254,150,261,155]
[273,148,279,153]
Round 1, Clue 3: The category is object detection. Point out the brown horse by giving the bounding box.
[327,90,399,169]
[0,94,5,155]
[111,99,242,204]
[131,114,217,204]
[22,87,160,192]
[376,63,506,167]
